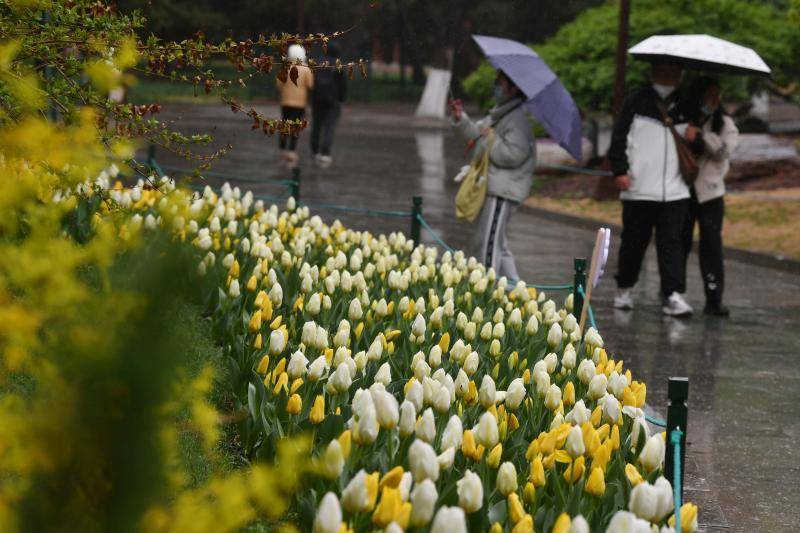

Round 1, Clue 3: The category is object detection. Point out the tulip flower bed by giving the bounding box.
[106,177,698,533]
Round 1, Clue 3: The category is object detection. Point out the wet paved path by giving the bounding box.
[150,103,800,532]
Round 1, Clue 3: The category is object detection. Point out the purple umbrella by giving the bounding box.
[472,34,583,161]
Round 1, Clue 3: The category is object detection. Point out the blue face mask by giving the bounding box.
[493,83,506,103]
[701,104,715,115]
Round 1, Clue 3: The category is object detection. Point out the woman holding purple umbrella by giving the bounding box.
[450,70,536,281]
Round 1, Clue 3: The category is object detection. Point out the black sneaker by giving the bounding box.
[703,302,730,317]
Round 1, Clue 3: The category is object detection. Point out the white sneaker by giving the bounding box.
[614,289,634,310]
[286,151,299,169]
[662,292,693,317]
[318,155,333,168]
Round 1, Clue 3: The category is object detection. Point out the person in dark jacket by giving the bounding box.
[609,60,694,317]
[680,76,739,316]
[311,43,346,168]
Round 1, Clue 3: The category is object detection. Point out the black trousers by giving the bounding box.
[279,106,305,151]
[615,199,690,297]
[682,192,725,304]
[311,102,341,156]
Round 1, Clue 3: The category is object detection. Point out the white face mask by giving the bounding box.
[652,83,675,99]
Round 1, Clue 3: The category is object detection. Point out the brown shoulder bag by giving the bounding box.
[656,101,698,185]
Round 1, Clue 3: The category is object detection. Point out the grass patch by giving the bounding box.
[525,191,800,259]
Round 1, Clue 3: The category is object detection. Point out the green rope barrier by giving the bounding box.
[416,214,455,253]
[646,414,668,427]
[529,283,573,291]
[671,428,684,533]
[301,202,412,218]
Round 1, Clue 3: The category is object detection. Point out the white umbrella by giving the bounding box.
[629,34,771,76]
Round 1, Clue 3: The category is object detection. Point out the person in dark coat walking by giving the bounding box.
[311,43,346,168]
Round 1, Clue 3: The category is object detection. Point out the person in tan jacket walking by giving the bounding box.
[276,44,314,168]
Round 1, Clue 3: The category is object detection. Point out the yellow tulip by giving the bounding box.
[269,315,282,330]
[338,430,352,459]
[365,472,380,511]
[563,381,575,406]
[310,395,325,424]
[511,514,533,533]
[261,295,273,320]
[552,513,571,533]
[438,332,450,352]
[529,456,545,487]
[525,440,540,462]
[290,378,303,393]
[254,290,267,308]
[273,372,289,395]
[591,440,612,473]
[488,443,503,469]
[293,295,304,312]
[522,368,531,384]
[230,259,239,277]
[273,358,287,377]
[539,430,557,456]
[585,467,605,496]
[625,463,644,486]
[622,386,637,407]
[253,333,263,349]
[256,354,270,375]
[590,405,602,427]
[490,523,503,533]
[507,493,525,524]
[462,429,478,460]
[385,329,401,342]
[465,380,478,404]
[372,487,411,529]
[246,274,258,292]
[563,456,585,484]
[610,425,621,450]
[508,414,519,433]
[354,321,364,339]
[286,393,302,414]
[669,503,698,533]
[379,466,404,489]
[523,482,536,504]
[248,309,262,333]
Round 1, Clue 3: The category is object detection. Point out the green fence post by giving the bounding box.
[290,167,301,201]
[573,257,587,317]
[147,144,156,168]
[410,196,423,244]
[666,377,689,499]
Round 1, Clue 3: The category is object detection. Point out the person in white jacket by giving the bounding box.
[681,77,739,316]
[608,60,694,317]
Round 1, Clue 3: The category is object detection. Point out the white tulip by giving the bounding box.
[547,322,563,348]
[269,329,286,355]
[456,470,483,513]
[374,362,391,386]
[406,379,424,412]
[534,370,551,397]
[410,478,438,527]
[479,375,496,409]
[584,327,604,347]
[602,394,620,423]
[565,400,591,426]
[398,472,413,502]
[313,492,342,533]
[496,461,518,496]
[438,446,455,469]
[287,350,308,379]
[329,363,352,393]
[372,389,399,429]
[367,336,383,361]
[608,371,628,398]
[566,424,586,458]
[268,282,283,306]
[562,343,577,369]
[653,477,675,521]
[415,407,436,443]
[341,469,370,513]
[506,378,526,410]
[544,383,562,411]
[307,356,328,381]
[639,434,665,473]
[348,298,362,321]
[322,439,344,479]
[544,352,558,374]
[577,358,596,385]
[399,400,417,437]
[569,515,590,533]
[463,350,479,375]
[630,416,650,449]
[306,292,322,315]
[228,279,241,298]
[492,322,505,339]
[441,415,463,452]
[432,386,451,413]
[587,373,608,400]
[474,412,499,448]
[409,439,440,482]
[430,506,467,533]
[412,313,426,337]
[428,345,442,367]
[454,369,469,397]
[605,510,652,533]
[526,315,539,335]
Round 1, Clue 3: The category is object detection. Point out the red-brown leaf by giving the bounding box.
[289,66,299,86]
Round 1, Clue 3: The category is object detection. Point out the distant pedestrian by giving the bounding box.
[680,76,739,316]
[311,43,346,168]
[276,44,314,168]
[450,70,536,280]
[609,60,694,317]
